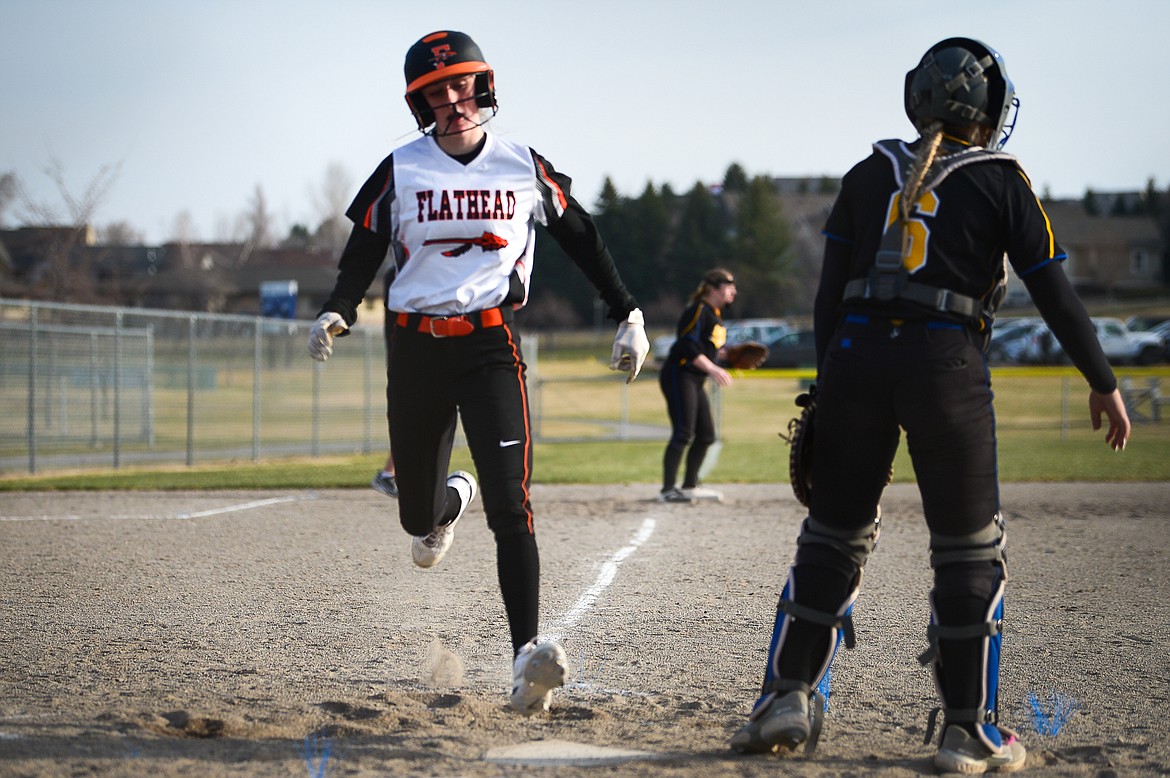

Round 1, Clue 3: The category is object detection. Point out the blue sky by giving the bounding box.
[2,0,1167,244]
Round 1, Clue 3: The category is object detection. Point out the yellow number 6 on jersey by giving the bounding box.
[884,190,939,273]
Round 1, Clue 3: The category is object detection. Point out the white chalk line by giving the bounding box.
[544,516,656,644]
[0,494,310,522]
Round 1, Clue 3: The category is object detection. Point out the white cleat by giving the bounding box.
[411,471,477,569]
[509,640,567,716]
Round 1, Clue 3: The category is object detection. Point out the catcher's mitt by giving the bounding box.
[779,385,816,507]
[723,341,769,370]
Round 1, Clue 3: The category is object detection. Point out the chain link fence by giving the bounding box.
[0,299,390,474]
[1,299,1167,475]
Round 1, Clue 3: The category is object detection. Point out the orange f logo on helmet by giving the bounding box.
[429,43,455,70]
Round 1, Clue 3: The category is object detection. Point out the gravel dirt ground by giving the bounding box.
[1,482,1168,777]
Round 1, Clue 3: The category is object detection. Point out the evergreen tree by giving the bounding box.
[723,163,749,193]
[671,182,731,298]
[728,176,795,317]
[1083,188,1099,216]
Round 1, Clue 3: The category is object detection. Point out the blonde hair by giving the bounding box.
[900,122,945,221]
[689,267,735,303]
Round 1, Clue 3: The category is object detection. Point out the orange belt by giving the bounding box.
[396,308,507,338]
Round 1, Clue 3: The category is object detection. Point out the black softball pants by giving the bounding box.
[658,363,716,490]
[387,321,539,653]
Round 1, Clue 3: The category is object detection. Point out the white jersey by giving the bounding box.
[349,132,567,316]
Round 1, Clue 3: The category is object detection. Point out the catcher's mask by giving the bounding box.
[904,37,1018,149]
[404,30,497,134]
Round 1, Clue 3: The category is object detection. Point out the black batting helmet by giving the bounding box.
[904,37,1018,149]
[404,30,497,131]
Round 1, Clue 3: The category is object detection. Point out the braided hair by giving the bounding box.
[899,122,945,221]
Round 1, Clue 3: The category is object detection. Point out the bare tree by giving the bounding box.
[0,172,16,227]
[310,161,353,255]
[230,184,277,266]
[16,157,121,227]
[169,210,199,245]
[12,157,122,303]
[96,220,144,246]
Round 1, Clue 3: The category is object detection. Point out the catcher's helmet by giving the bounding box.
[404,30,497,132]
[904,38,1018,149]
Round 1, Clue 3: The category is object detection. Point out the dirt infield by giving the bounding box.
[1,482,1168,776]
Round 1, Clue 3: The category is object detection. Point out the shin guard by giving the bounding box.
[921,515,1012,753]
[749,514,880,750]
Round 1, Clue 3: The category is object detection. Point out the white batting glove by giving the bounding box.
[308,312,348,362]
[609,308,650,383]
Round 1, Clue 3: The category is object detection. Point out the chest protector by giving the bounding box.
[842,140,1020,323]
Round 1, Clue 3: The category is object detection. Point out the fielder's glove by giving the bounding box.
[308,312,348,362]
[722,341,769,370]
[779,385,816,507]
[609,308,650,383]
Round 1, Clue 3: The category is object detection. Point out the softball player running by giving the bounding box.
[657,268,736,503]
[731,38,1130,772]
[308,30,649,716]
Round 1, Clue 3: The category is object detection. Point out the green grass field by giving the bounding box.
[1,416,1164,491]
[2,350,1167,490]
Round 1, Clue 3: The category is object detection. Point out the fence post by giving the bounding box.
[113,310,123,469]
[532,376,543,443]
[253,318,262,462]
[145,324,156,447]
[187,315,196,466]
[311,361,321,457]
[364,327,374,456]
[1061,376,1069,441]
[89,331,99,449]
[27,306,38,474]
[619,380,629,439]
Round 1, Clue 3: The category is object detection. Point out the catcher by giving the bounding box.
[732,37,1130,772]
[657,268,752,503]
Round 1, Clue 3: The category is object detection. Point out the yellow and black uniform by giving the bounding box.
[750,135,1119,754]
[812,136,1115,532]
[658,300,726,493]
[735,38,1126,769]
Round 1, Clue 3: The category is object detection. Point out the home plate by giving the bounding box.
[484,739,659,766]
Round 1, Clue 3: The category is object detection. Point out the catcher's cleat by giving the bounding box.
[411,471,476,568]
[730,689,812,754]
[681,486,724,502]
[509,639,567,716]
[934,725,1026,773]
[370,471,399,498]
[658,487,692,503]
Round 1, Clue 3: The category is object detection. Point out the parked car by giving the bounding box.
[653,318,792,365]
[725,318,792,346]
[762,329,817,368]
[1092,317,1166,365]
[1125,314,1170,332]
[1149,320,1170,362]
[987,317,1041,363]
[651,334,677,363]
[994,317,1166,366]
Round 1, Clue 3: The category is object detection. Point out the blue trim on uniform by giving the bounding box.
[821,230,853,244]
[1017,253,1067,278]
[844,313,961,330]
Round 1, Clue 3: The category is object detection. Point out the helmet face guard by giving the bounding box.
[403,31,497,133]
[904,37,1018,149]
